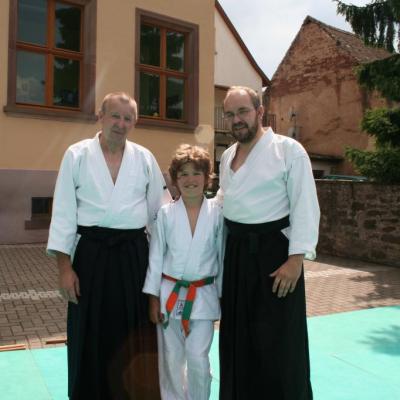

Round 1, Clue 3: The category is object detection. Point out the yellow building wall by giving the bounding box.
[0,0,214,243]
[0,0,215,172]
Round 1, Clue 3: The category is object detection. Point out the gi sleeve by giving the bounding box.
[286,154,320,260]
[145,154,171,236]
[47,149,78,257]
[143,208,166,296]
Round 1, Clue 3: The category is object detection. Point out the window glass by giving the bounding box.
[166,77,184,120]
[140,25,160,66]
[17,0,47,45]
[140,72,160,117]
[166,31,185,72]
[55,3,81,51]
[16,51,46,105]
[32,197,53,216]
[136,12,198,127]
[8,0,97,117]
[53,57,80,108]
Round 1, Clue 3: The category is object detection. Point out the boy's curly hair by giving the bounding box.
[169,144,211,186]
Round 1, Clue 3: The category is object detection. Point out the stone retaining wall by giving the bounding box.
[316,180,400,267]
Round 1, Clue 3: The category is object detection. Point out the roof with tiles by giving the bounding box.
[304,16,391,64]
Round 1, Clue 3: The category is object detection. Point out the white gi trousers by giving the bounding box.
[157,319,214,400]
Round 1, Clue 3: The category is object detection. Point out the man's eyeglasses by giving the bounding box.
[223,107,256,121]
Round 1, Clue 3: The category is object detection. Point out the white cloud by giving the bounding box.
[218,0,373,78]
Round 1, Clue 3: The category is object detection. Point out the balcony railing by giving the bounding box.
[214,106,229,132]
[214,106,276,132]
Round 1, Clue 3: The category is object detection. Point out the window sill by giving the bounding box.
[136,117,196,133]
[3,105,97,123]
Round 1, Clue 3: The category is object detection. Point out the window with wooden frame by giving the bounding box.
[4,0,97,121]
[135,9,199,131]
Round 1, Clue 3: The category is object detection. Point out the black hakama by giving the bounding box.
[67,226,160,400]
[219,217,313,400]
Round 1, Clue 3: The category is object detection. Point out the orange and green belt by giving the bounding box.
[162,273,215,336]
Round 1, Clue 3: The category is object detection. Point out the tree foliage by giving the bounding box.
[336,1,400,102]
[345,107,400,183]
[336,0,400,183]
[357,53,400,102]
[345,146,400,183]
[361,107,400,146]
[335,0,400,52]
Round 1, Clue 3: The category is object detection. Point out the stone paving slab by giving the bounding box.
[306,255,400,316]
[0,245,66,349]
[0,245,399,349]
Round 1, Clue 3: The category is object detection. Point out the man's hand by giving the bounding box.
[148,295,163,324]
[56,252,80,304]
[269,254,304,298]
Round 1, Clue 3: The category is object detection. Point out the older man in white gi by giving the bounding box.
[217,86,320,400]
[47,92,168,400]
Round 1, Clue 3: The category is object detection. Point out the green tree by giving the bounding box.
[335,0,400,183]
[336,0,399,52]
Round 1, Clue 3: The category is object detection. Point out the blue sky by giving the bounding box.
[218,0,372,78]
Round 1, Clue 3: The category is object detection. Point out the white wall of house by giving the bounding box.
[214,10,262,94]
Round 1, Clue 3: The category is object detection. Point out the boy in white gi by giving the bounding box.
[143,145,224,400]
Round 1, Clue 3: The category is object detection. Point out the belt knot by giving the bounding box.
[162,273,214,336]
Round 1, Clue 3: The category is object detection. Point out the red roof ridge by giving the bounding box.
[272,14,391,80]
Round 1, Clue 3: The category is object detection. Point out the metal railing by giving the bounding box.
[214,106,229,132]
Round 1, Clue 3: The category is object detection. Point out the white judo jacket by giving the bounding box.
[143,197,224,321]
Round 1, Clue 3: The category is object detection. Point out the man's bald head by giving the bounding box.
[100,92,138,122]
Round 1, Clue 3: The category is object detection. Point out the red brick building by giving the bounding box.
[267,16,391,176]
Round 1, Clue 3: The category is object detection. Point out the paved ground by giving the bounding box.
[1,244,400,349]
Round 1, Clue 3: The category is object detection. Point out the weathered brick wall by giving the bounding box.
[316,180,400,267]
[268,20,387,174]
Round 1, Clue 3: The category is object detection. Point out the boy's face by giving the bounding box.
[176,162,206,201]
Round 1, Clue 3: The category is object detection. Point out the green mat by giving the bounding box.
[0,347,67,400]
[308,305,400,400]
[1,305,399,399]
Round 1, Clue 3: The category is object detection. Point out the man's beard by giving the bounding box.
[231,119,258,143]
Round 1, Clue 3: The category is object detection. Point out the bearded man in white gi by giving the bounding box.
[217,86,320,400]
[47,92,169,400]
